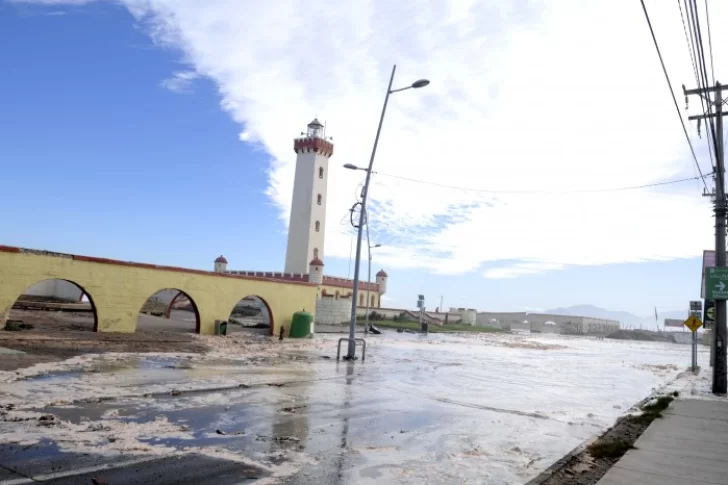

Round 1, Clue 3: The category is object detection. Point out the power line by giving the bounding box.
[678,0,716,171]
[688,0,719,156]
[679,0,700,87]
[681,0,715,171]
[640,0,709,191]
[703,0,715,85]
[371,170,713,195]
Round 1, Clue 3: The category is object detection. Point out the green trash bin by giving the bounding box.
[289,311,313,338]
[215,320,228,336]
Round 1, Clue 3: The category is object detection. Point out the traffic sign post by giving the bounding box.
[417,295,427,334]
[704,300,716,367]
[685,312,703,372]
[706,268,728,300]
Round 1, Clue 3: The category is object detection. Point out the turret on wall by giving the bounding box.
[375,269,388,301]
[308,257,324,285]
[214,255,228,273]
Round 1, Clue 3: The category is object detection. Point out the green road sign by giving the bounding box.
[706,267,728,300]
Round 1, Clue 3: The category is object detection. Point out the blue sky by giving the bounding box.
[1,0,722,316]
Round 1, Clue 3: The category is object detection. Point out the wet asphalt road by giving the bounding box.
[0,333,694,484]
[0,444,266,484]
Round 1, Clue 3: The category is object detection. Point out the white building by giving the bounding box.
[284,119,333,274]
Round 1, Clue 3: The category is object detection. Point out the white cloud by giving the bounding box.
[484,262,566,280]
[16,0,724,278]
[159,70,200,94]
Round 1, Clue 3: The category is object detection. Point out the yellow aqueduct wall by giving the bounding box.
[0,247,318,335]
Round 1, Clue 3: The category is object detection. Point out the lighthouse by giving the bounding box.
[284,119,334,274]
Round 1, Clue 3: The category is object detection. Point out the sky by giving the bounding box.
[0,0,724,316]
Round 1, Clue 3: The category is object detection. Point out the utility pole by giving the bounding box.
[685,81,727,394]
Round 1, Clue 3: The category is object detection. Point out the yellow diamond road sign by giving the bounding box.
[684,314,703,332]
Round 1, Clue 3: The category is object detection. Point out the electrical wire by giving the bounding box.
[681,0,715,170]
[688,0,723,197]
[688,0,719,156]
[678,0,700,88]
[704,0,715,86]
[640,0,709,191]
[371,170,713,195]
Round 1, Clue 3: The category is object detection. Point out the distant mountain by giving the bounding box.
[543,304,670,329]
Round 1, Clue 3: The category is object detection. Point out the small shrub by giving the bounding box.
[3,320,33,331]
[587,439,633,459]
[369,311,384,321]
[642,396,674,414]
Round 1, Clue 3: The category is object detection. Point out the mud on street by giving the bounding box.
[0,310,207,371]
[0,310,709,484]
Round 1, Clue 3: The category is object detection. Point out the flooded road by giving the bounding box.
[0,331,706,484]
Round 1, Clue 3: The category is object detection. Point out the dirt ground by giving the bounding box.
[530,393,679,485]
[532,415,648,485]
[0,309,208,371]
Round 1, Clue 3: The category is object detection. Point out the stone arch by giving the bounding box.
[136,288,201,334]
[8,278,98,332]
[227,294,274,336]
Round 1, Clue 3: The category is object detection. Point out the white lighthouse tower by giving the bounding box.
[284,119,334,274]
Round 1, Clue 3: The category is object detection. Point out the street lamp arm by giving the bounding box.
[389,86,412,94]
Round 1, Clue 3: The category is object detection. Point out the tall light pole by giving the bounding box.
[342,64,429,360]
[364,227,381,334]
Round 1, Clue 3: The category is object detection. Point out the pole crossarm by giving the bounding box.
[688,112,728,120]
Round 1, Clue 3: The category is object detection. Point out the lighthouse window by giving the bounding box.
[317,194,322,205]
[315,221,320,232]
[313,248,319,259]
[319,167,324,179]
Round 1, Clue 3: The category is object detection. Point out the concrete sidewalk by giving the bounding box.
[597,399,728,485]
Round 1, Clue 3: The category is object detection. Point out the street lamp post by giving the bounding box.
[343,64,429,360]
[364,230,381,335]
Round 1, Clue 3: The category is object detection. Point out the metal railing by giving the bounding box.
[336,338,366,361]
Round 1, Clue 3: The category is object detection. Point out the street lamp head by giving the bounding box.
[373,244,382,248]
[343,163,359,170]
[411,79,430,89]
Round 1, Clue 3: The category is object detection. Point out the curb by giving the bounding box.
[524,393,656,485]
[523,434,599,485]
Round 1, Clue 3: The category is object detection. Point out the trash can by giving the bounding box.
[215,320,228,336]
[289,311,313,338]
[421,322,429,333]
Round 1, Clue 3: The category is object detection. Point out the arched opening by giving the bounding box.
[317,194,322,205]
[359,294,364,306]
[313,248,319,259]
[315,221,320,232]
[371,295,376,307]
[136,289,200,334]
[7,279,98,332]
[335,290,340,300]
[226,295,274,336]
[318,167,324,179]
